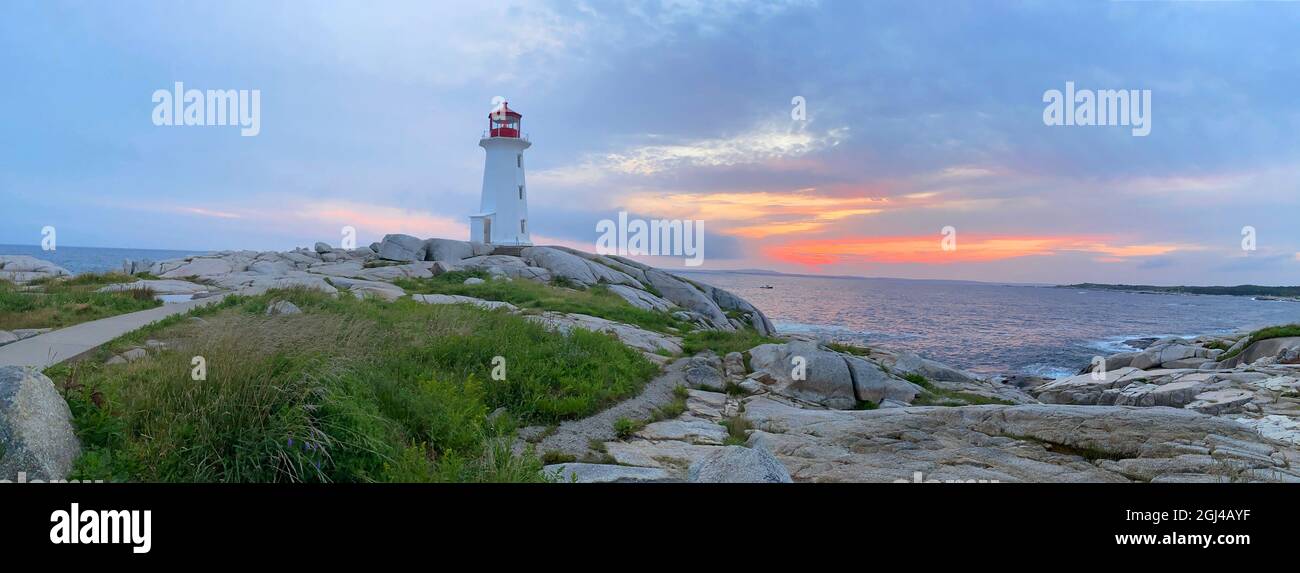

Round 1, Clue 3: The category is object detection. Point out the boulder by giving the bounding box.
[0,366,80,481]
[313,242,332,254]
[882,349,980,385]
[266,300,302,316]
[681,355,725,391]
[723,352,747,378]
[423,239,490,262]
[0,256,72,284]
[747,341,857,409]
[463,277,485,285]
[844,356,922,404]
[687,445,793,483]
[377,234,426,262]
[520,247,640,288]
[159,257,239,278]
[327,277,405,302]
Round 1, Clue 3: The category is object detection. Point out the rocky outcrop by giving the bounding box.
[744,397,1300,482]
[1219,337,1300,369]
[0,256,71,284]
[121,236,775,339]
[0,366,81,481]
[525,312,682,355]
[520,246,640,288]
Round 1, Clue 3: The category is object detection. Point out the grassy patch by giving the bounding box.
[613,417,644,440]
[395,273,691,334]
[827,342,872,356]
[720,415,751,446]
[904,373,1014,407]
[51,288,656,482]
[681,329,782,356]
[0,274,161,330]
[1217,324,1300,362]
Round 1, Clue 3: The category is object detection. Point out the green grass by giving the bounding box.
[826,342,872,356]
[394,272,692,334]
[0,273,160,330]
[681,329,782,356]
[613,417,644,440]
[720,415,751,446]
[904,373,1014,407]
[1216,324,1300,362]
[50,287,658,483]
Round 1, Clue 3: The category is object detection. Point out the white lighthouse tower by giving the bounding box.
[470,101,532,246]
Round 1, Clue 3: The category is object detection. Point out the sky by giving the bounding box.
[2,0,1300,285]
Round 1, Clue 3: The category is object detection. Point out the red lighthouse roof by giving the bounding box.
[488,100,522,138]
[489,101,522,119]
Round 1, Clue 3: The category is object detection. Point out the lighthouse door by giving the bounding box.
[482,218,492,244]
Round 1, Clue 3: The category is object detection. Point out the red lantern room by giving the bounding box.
[488,101,522,138]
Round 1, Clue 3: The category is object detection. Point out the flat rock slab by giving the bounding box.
[603,440,721,470]
[636,417,729,445]
[411,294,517,311]
[544,463,677,483]
[741,397,1300,483]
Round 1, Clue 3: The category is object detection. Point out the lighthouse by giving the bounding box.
[470,101,532,246]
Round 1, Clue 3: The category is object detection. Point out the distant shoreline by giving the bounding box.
[1061,283,1300,300]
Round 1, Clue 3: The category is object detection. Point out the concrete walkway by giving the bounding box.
[0,297,222,370]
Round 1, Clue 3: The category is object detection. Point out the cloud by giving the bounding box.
[623,188,882,237]
[532,122,848,189]
[763,234,1194,266]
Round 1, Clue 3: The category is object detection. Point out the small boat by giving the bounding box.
[758,285,774,289]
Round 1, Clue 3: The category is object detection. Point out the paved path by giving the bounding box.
[0,298,221,370]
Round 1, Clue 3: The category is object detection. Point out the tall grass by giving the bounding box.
[0,274,160,330]
[55,288,657,483]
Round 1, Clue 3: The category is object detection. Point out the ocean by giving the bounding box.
[0,244,202,274]
[682,271,1300,379]
[7,244,1298,379]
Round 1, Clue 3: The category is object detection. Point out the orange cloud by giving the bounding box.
[764,234,1189,266]
[624,189,886,237]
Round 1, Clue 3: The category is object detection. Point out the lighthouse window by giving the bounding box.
[518,185,524,200]
[517,154,522,168]
[521,219,527,233]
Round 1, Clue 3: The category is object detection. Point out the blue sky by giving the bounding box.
[2,0,1299,284]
